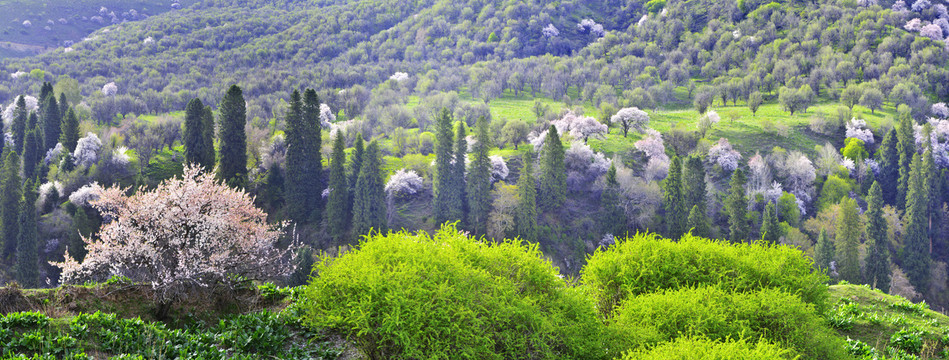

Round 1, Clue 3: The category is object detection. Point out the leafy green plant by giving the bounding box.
[890,328,924,355]
[304,225,606,360]
[581,233,830,317]
[621,337,794,359]
[608,285,849,359]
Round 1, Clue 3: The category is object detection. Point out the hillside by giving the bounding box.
[2,0,949,338]
[0,0,198,59]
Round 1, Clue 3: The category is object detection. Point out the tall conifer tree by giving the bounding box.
[836,197,862,284]
[326,132,350,241]
[348,134,364,205]
[432,108,453,226]
[663,156,686,238]
[22,129,39,181]
[687,205,710,238]
[600,164,627,237]
[896,112,915,210]
[40,95,60,152]
[216,85,247,188]
[865,181,891,292]
[467,117,492,236]
[0,151,21,260]
[448,123,468,225]
[516,150,538,242]
[682,155,707,216]
[539,125,565,211]
[184,98,209,167]
[904,152,932,294]
[60,107,80,153]
[814,228,835,275]
[725,168,748,242]
[353,141,386,235]
[11,96,27,154]
[302,89,325,223]
[16,179,38,287]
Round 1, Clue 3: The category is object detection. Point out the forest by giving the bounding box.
[3,0,949,358]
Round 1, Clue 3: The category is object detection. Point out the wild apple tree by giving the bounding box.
[53,166,294,317]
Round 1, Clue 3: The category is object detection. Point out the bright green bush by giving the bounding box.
[609,286,849,359]
[581,233,829,317]
[622,337,795,360]
[304,225,605,360]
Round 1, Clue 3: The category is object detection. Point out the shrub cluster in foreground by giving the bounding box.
[304,226,848,359]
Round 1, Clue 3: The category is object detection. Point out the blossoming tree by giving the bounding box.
[52,165,294,317]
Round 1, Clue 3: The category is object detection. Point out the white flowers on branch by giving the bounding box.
[611,107,650,136]
[385,169,424,197]
[489,155,509,182]
[51,166,294,306]
[552,111,608,142]
[845,118,875,144]
[102,82,118,96]
[2,95,38,125]
[708,138,741,172]
[389,72,409,82]
[68,183,100,207]
[73,133,102,168]
[635,129,669,181]
[933,103,949,119]
[542,24,560,38]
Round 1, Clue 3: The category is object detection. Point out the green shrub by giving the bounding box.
[581,233,829,316]
[608,286,849,359]
[621,337,795,359]
[303,225,605,360]
[890,328,924,355]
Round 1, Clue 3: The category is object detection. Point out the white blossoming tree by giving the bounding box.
[611,107,649,137]
[52,166,294,318]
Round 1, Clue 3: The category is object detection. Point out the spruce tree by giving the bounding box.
[865,181,891,292]
[814,228,835,275]
[663,156,686,239]
[284,90,308,224]
[682,155,707,216]
[302,89,325,223]
[877,129,899,206]
[600,164,627,237]
[216,85,248,188]
[183,98,208,167]
[687,205,711,238]
[466,117,492,236]
[538,125,566,211]
[448,122,468,225]
[38,82,53,104]
[200,106,216,169]
[0,151,21,260]
[896,112,915,210]
[903,152,932,294]
[353,141,386,236]
[60,107,80,153]
[760,202,780,243]
[58,93,69,122]
[432,108,453,226]
[348,134,364,205]
[326,132,350,241]
[836,197,862,284]
[516,150,538,242]
[16,179,38,287]
[40,95,60,152]
[11,96,27,154]
[725,168,748,242]
[22,129,40,181]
